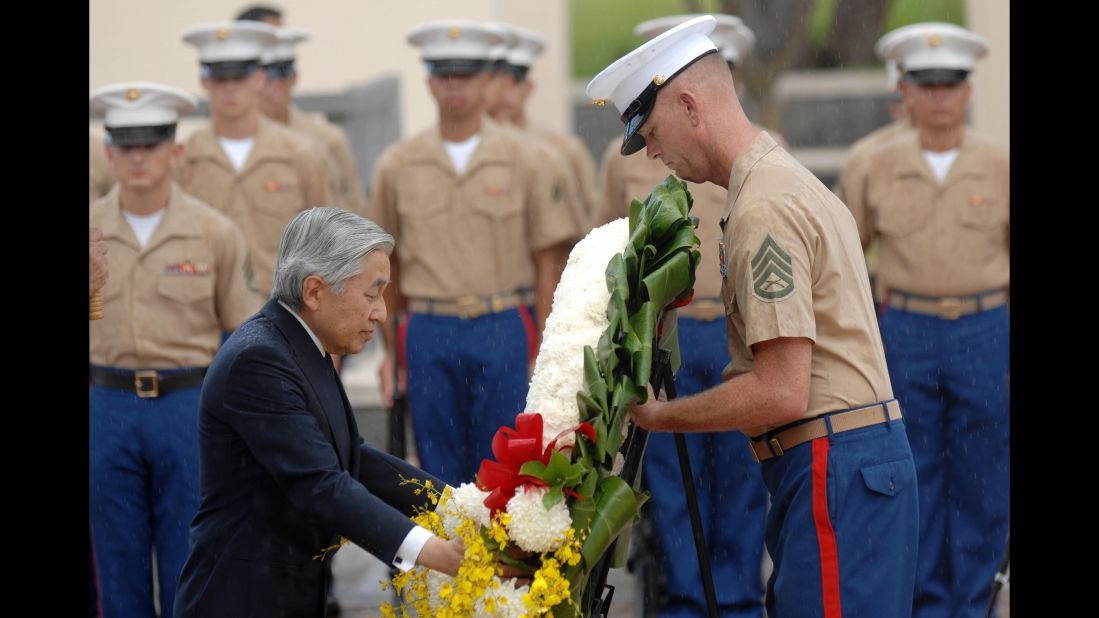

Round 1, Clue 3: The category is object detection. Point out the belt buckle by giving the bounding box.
[134,370,160,398]
[749,439,761,463]
[937,298,964,320]
[693,300,723,321]
[456,295,484,320]
[768,437,785,457]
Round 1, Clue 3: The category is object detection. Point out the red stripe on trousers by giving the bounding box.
[516,305,538,363]
[397,317,410,416]
[397,318,409,373]
[90,526,103,618]
[812,437,843,617]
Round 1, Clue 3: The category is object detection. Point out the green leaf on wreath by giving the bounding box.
[543,485,565,510]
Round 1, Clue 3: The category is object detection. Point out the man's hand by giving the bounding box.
[629,384,667,431]
[415,535,532,583]
[379,354,394,407]
[89,227,109,298]
[415,536,465,577]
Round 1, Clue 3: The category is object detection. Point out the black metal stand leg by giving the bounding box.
[659,352,718,618]
[673,431,718,618]
[984,535,1010,618]
[589,348,719,618]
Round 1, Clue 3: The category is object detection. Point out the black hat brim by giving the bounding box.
[621,97,655,155]
[501,64,530,81]
[904,68,969,85]
[202,60,261,79]
[105,124,177,147]
[425,58,488,76]
[263,60,296,80]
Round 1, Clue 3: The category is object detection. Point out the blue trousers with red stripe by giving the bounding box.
[405,308,533,487]
[643,317,767,617]
[880,305,1010,618]
[89,369,203,618]
[760,413,919,618]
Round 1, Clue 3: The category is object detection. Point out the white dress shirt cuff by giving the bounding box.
[392,525,434,572]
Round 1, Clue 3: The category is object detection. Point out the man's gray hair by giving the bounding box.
[271,207,395,309]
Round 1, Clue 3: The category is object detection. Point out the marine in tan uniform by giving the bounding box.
[835,56,916,303]
[836,57,915,209]
[175,21,334,297]
[482,22,589,237]
[589,16,918,616]
[487,23,598,228]
[850,24,1009,618]
[368,21,579,486]
[90,131,116,201]
[593,15,775,616]
[247,23,368,216]
[90,226,109,298]
[88,82,261,618]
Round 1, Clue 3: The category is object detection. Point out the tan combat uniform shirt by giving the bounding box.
[505,123,589,234]
[529,125,599,227]
[843,129,1009,297]
[174,116,335,296]
[720,132,893,435]
[836,119,915,299]
[90,133,116,202]
[368,117,581,300]
[594,138,728,321]
[836,119,913,207]
[89,183,262,369]
[287,104,368,216]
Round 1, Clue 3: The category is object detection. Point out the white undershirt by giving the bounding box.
[218,136,256,171]
[123,209,166,247]
[275,299,436,571]
[443,134,481,174]
[923,149,959,183]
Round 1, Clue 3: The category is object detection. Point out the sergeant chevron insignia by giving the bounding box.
[751,234,794,300]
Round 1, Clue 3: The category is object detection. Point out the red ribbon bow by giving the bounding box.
[476,412,595,515]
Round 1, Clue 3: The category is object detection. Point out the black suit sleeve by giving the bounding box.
[356,439,447,516]
[217,345,418,563]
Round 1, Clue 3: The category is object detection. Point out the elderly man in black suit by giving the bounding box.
[175,207,466,617]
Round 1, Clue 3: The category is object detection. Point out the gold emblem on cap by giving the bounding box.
[929,34,942,47]
[447,27,462,39]
[590,98,609,106]
[125,88,141,101]
[653,75,666,86]
[216,27,230,41]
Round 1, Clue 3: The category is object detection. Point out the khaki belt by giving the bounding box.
[408,289,532,319]
[680,297,725,321]
[750,400,902,463]
[887,288,1007,320]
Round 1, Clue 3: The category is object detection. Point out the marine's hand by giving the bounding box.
[629,384,668,431]
[89,227,109,297]
[379,354,394,408]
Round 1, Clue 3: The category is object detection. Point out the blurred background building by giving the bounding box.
[90,0,1007,190]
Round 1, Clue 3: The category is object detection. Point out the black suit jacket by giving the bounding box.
[175,299,442,617]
